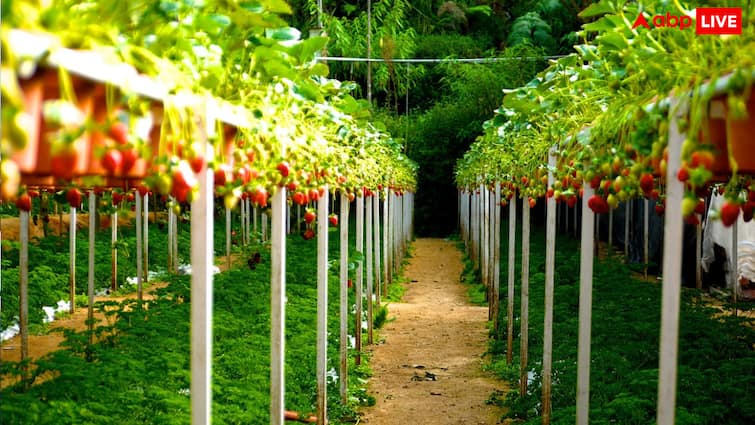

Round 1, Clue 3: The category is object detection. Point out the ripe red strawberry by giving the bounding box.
[589,174,602,189]
[102,149,122,175]
[694,199,706,215]
[236,165,251,184]
[528,198,536,209]
[302,228,315,240]
[567,196,578,208]
[640,173,654,195]
[720,200,740,227]
[308,188,320,202]
[286,181,298,192]
[190,156,205,174]
[214,163,231,186]
[329,214,338,227]
[742,201,755,223]
[66,188,82,208]
[108,121,130,145]
[137,185,150,197]
[16,193,32,212]
[277,161,291,177]
[685,214,700,226]
[171,161,197,203]
[252,186,268,207]
[347,192,356,202]
[690,151,714,170]
[655,203,665,216]
[292,191,308,206]
[112,191,123,206]
[28,190,40,198]
[587,195,608,214]
[304,209,316,224]
[546,188,554,198]
[521,176,528,186]
[50,149,77,181]
[121,149,137,174]
[677,166,690,182]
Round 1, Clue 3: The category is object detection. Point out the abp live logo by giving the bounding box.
[632,7,742,35]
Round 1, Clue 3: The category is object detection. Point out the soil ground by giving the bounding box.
[360,238,507,425]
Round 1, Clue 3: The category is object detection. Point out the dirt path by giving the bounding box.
[360,238,507,425]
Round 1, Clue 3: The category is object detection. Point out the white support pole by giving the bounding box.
[191,138,215,425]
[731,220,738,310]
[270,187,287,425]
[253,205,258,237]
[19,210,29,361]
[384,188,390,285]
[172,201,178,274]
[112,210,118,292]
[696,220,702,290]
[136,191,143,301]
[244,196,256,245]
[520,196,531,396]
[482,187,489,295]
[608,208,614,252]
[644,198,650,279]
[356,194,364,365]
[656,98,688,425]
[471,191,477,266]
[69,207,77,314]
[262,210,269,242]
[88,191,96,347]
[226,206,232,270]
[576,184,595,425]
[339,192,350,404]
[507,195,516,365]
[542,150,557,424]
[287,200,291,235]
[316,186,329,424]
[366,194,374,345]
[373,195,381,304]
[167,203,174,272]
[143,193,149,282]
[625,200,631,261]
[493,183,501,330]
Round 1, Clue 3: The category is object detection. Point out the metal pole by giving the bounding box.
[316,186,329,424]
[507,195,516,364]
[656,98,687,425]
[366,194,374,345]
[542,150,557,424]
[270,186,287,425]
[493,183,501,331]
[88,191,96,350]
[520,196,530,396]
[373,195,381,304]
[69,207,77,314]
[576,184,595,425]
[191,139,214,425]
[355,194,364,365]
[136,191,143,300]
[339,192,350,404]
[143,193,149,282]
[366,0,372,105]
[19,210,29,362]
[112,210,118,292]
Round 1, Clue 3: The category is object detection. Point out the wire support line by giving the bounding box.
[314,55,568,64]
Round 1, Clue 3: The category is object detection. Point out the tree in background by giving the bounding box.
[285,0,592,235]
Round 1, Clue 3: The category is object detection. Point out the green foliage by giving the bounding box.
[1,209,383,424]
[506,12,556,53]
[494,223,755,424]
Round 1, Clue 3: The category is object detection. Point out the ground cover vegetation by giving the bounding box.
[482,222,755,424]
[1,205,379,424]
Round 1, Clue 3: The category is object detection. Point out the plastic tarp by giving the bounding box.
[702,193,755,289]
